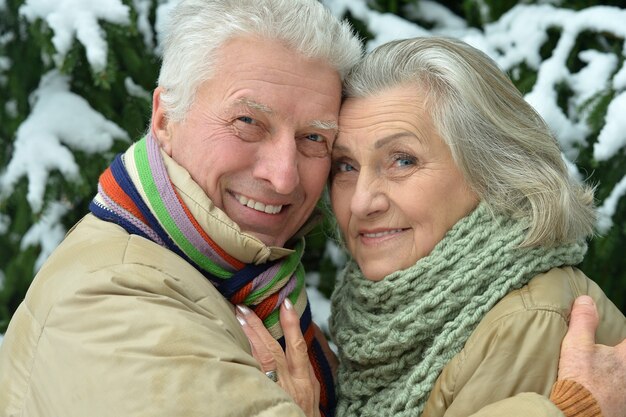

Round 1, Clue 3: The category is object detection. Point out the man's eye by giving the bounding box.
[305,133,324,143]
[298,133,330,158]
[233,116,265,142]
[237,116,256,124]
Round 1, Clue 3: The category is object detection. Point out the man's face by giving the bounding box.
[152,37,342,247]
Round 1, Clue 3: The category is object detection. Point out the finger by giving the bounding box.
[281,299,310,376]
[237,309,277,372]
[237,305,284,373]
[564,296,599,347]
[281,298,311,380]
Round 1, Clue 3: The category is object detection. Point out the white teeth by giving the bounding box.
[363,229,404,238]
[236,194,283,214]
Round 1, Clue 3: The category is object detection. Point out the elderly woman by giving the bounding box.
[238,37,626,417]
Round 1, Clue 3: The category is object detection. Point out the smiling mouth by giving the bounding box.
[234,193,284,214]
[361,229,405,238]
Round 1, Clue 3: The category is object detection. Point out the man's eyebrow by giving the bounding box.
[233,99,336,131]
[234,97,273,114]
[309,120,338,131]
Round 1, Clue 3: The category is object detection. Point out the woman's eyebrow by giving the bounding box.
[375,132,421,149]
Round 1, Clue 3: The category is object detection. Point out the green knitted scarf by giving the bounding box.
[330,203,587,417]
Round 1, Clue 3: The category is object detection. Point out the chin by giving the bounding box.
[361,266,390,282]
[252,233,285,248]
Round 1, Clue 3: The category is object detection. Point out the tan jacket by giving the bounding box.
[0,213,310,417]
[0,151,305,417]
[423,267,626,417]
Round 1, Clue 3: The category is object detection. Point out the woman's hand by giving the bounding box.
[236,300,321,417]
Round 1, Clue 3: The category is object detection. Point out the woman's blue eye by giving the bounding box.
[394,154,416,167]
[338,162,355,172]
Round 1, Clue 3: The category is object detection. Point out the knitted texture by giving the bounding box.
[550,380,603,417]
[90,134,336,416]
[330,203,587,417]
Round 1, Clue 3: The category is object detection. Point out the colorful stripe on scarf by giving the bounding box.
[90,134,336,416]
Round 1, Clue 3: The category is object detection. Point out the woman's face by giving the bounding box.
[330,86,479,281]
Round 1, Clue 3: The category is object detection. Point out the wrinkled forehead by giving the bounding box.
[337,88,426,136]
[207,36,344,121]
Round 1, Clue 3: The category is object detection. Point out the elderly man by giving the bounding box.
[0,1,623,417]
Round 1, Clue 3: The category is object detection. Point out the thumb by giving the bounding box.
[564,296,599,347]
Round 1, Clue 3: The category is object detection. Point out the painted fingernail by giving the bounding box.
[237,305,252,315]
[283,298,293,310]
[236,314,247,326]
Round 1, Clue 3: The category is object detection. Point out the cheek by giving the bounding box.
[330,188,352,240]
[403,200,448,261]
[172,138,235,198]
[443,181,478,227]
[310,158,331,189]
[410,228,436,260]
[298,157,330,204]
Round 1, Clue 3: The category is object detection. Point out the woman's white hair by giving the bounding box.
[157,0,363,122]
[343,36,595,246]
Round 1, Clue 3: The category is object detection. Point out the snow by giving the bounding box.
[615,62,626,90]
[154,1,179,55]
[0,70,128,214]
[479,5,626,160]
[325,239,348,269]
[4,99,17,118]
[21,202,70,270]
[597,175,626,233]
[132,0,155,50]
[0,33,12,86]
[306,273,333,335]
[0,213,8,234]
[1,1,626,340]
[405,0,468,31]
[125,76,152,101]
[595,91,626,161]
[324,0,431,50]
[19,0,130,72]
[569,50,618,108]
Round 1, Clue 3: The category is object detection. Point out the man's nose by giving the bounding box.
[253,132,299,194]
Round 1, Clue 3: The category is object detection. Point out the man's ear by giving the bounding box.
[151,86,173,155]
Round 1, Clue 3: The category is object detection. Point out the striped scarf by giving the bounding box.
[90,134,336,416]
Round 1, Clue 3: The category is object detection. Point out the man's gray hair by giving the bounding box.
[158,0,363,122]
[343,36,595,246]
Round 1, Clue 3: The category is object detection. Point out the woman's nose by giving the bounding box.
[350,170,389,218]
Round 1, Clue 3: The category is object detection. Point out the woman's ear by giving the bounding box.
[150,86,173,155]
